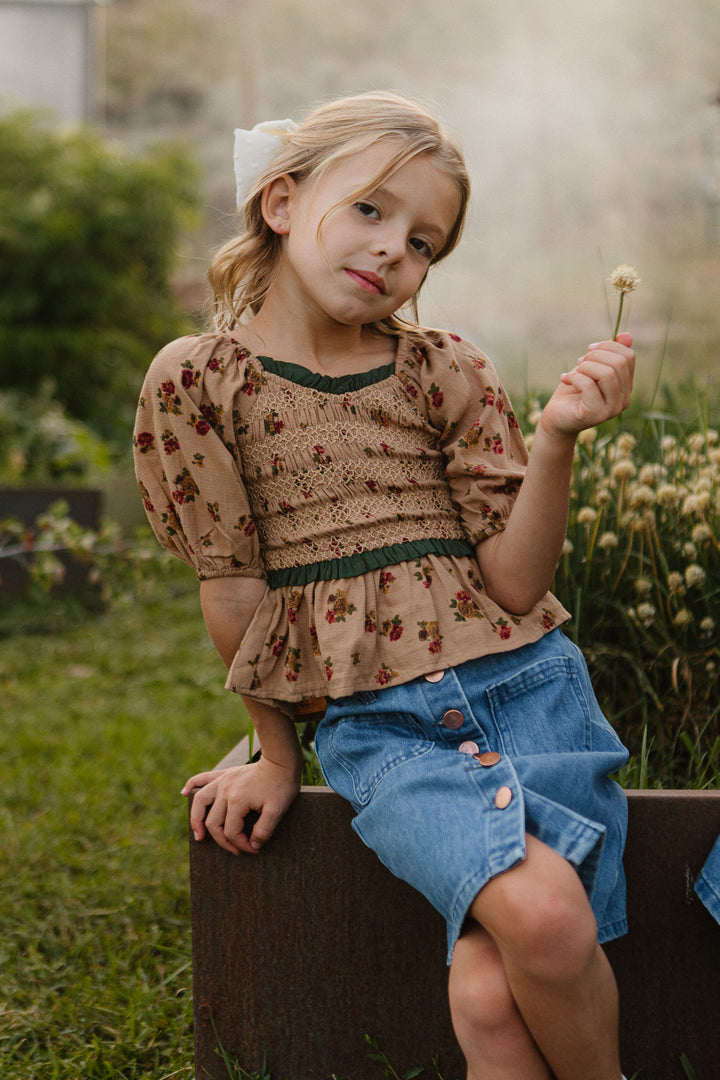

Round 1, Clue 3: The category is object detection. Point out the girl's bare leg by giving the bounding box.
[449,922,553,1079]
[467,834,622,1080]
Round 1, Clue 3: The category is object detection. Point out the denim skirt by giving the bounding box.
[315,628,629,964]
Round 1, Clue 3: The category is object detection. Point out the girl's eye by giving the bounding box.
[410,237,433,258]
[354,202,380,219]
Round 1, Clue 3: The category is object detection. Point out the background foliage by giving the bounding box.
[0,111,199,445]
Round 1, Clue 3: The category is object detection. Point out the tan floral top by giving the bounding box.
[133,328,569,714]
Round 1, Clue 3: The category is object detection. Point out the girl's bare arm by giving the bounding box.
[183,577,303,855]
[475,335,635,614]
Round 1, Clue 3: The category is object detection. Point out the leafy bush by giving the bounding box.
[0,382,112,484]
[0,110,199,442]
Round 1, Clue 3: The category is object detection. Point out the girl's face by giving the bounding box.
[267,141,462,329]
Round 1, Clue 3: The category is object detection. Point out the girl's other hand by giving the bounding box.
[181,757,301,855]
[542,332,635,439]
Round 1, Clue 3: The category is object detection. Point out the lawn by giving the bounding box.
[0,558,248,1079]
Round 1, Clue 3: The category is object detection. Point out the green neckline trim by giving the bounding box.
[265,537,473,588]
[257,355,396,394]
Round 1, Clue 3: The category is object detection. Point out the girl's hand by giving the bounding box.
[181,757,301,855]
[541,332,635,439]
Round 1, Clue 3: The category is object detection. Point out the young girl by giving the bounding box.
[133,91,635,1080]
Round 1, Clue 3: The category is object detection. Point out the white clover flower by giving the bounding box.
[528,408,543,427]
[682,493,706,515]
[524,433,535,451]
[628,484,655,509]
[598,531,619,551]
[673,608,693,629]
[695,475,713,493]
[634,577,653,596]
[577,427,598,446]
[667,572,686,595]
[684,564,706,589]
[615,433,637,456]
[687,433,706,455]
[707,661,717,676]
[561,538,574,556]
[611,459,637,482]
[638,464,660,485]
[662,435,677,453]
[595,488,612,507]
[609,265,640,338]
[707,429,719,445]
[609,264,641,293]
[691,523,712,544]
[637,602,656,627]
[656,484,680,508]
[577,506,598,525]
[700,617,716,635]
[682,541,698,560]
[630,510,655,533]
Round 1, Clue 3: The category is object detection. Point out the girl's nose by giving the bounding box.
[371,227,406,262]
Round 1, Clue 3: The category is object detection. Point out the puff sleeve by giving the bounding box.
[132,333,266,580]
[415,332,528,545]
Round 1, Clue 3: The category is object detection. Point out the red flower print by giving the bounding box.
[181,369,194,389]
[161,380,175,396]
[499,625,511,640]
[195,419,211,436]
[375,664,398,686]
[428,640,442,655]
[161,429,180,455]
[135,432,155,453]
[378,570,395,594]
[381,616,404,641]
[365,612,377,633]
[449,333,461,342]
[542,610,556,630]
[426,382,444,409]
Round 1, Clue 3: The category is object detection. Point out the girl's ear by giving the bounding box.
[261,175,297,235]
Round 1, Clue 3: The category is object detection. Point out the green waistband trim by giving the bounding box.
[266,537,474,588]
[257,355,396,394]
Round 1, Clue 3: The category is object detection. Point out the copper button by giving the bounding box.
[474,750,502,767]
[494,786,513,809]
[458,740,479,755]
[442,708,464,730]
[425,670,445,683]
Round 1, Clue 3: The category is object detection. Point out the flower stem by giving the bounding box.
[613,292,626,340]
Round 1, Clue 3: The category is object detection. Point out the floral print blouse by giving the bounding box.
[133,329,569,713]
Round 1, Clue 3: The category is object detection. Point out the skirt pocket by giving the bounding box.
[317,710,433,809]
[485,654,594,755]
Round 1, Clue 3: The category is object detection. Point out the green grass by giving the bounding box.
[0,517,714,1076]
[0,557,248,1079]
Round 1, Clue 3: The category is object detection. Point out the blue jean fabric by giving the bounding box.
[315,628,629,963]
[695,835,720,925]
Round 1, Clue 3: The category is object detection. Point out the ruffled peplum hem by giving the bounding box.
[226,553,569,713]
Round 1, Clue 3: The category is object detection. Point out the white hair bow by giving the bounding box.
[233,119,299,209]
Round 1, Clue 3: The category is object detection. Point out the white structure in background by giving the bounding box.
[0,0,104,125]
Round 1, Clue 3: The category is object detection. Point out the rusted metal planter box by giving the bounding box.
[189,787,720,1080]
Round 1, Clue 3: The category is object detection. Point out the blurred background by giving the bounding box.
[1,0,719,479]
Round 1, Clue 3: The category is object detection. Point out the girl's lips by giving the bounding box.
[346,269,386,295]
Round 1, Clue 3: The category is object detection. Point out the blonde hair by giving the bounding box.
[208,91,470,335]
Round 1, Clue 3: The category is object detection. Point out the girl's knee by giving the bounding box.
[472,846,599,981]
[450,925,519,1033]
